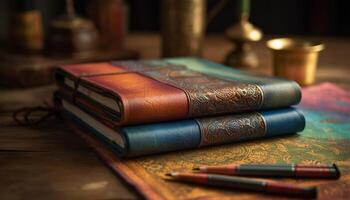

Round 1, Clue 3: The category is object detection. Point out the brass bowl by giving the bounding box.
[267,38,324,52]
[267,38,324,86]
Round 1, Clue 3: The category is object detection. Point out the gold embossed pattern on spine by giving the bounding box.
[196,112,266,147]
[142,67,263,117]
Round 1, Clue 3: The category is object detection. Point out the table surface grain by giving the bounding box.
[1,34,349,200]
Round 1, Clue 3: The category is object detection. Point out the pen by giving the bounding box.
[166,172,317,198]
[193,163,340,179]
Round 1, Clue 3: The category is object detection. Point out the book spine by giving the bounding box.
[161,58,302,109]
[59,93,305,157]
[123,108,305,157]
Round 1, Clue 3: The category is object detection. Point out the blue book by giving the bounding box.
[59,98,305,157]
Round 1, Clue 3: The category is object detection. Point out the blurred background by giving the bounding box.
[0,0,349,88]
[1,0,350,44]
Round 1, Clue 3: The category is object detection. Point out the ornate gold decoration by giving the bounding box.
[196,112,266,146]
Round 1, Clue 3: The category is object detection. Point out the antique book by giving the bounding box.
[55,58,301,125]
[56,96,305,157]
[62,83,350,199]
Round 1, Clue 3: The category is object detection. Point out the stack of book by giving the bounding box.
[54,58,305,157]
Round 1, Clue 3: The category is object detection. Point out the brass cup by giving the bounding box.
[267,38,324,86]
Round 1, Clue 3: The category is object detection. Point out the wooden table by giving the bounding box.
[1,34,349,200]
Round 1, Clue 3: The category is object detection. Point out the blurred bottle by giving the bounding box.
[9,0,44,53]
[161,0,206,57]
[46,0,99,57]
[88,0,128,49]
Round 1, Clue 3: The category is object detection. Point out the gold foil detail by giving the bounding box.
[196,112,266,147]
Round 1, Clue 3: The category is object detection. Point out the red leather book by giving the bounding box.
[55,58,301,125]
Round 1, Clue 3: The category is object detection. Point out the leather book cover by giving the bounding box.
[55,57,301,125]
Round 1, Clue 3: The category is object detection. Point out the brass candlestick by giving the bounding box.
[224,0,262,68]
